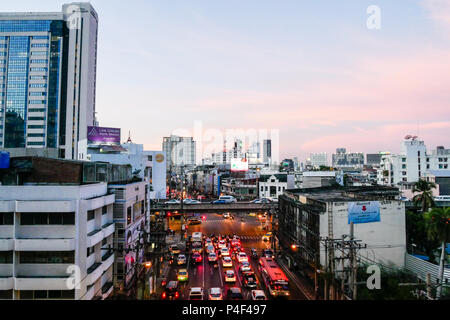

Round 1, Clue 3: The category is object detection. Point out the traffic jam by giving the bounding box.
[161,227,291,301]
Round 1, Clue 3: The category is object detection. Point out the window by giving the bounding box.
[102,206,108,215]
[31,43,49,48]
[87,210,95,221]
[19,290,74,300]
[0,212,13,225]
[30,59,48,64]
[19,251,75,264]
[127,207,132,224]
[87,246,95,257]
[147,155,152,161]
[20,212,75,225]
[0,251,13,264]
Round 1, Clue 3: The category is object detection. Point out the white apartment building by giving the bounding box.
[309,153,328,168]
[377,136,450,186]
[0,3,99,160]
[0,182,115,300]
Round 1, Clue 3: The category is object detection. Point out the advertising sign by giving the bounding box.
[124,219,145,287]
[231,158,248,172]
[348,201,380,224]
[87,126,121,145]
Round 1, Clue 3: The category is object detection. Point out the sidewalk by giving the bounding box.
[277,258,317,300]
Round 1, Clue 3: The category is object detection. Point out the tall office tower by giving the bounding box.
[162,135,196,168]
[310,152,328,168]
[263,139,271,164]
[0,3,98,160]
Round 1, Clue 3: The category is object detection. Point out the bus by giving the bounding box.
[258,257,290,297]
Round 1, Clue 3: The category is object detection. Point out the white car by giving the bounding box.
[208,252,218,262]
[251,290,267,300]
[218,240,227,249]
[239,261,251,273]
[220,247,230,256]
[224,270,236,282]
[222,256,233,268]
[237,252,248,263]
[219,196,237,203]
[209,288,223,300]
[189,287,204,300]
[177,254,186,265]
[165,199,180,204]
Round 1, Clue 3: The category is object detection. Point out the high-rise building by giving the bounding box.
[332,148,364,168]
[263,139,271,164]
[162,135,196,169]
[309,152,328,168]
[0,3,99,160]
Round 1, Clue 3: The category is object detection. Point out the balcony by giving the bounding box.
[15,276,70,290]
[0,239,14,251]
[87,229,103,247]
[84,284,95,300]
[0,276,14,290]
[101,251,114,271]
[14,238,75,251]
[101,282,114,299]
[102,222,115,239]
[86,262,102,286]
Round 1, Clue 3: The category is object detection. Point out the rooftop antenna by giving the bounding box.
[126,131,132,143]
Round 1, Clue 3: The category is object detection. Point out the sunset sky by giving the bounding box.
[5,0,450,162]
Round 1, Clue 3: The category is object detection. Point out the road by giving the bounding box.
[161,212,307,300]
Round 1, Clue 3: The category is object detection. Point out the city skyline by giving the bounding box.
[2,0,450,161]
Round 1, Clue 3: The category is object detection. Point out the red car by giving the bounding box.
[192,252,202,264]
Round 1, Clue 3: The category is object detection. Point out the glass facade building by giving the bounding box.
[0,20,67,149]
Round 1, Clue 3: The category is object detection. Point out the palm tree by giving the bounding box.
[425,207,450,299]
[412,179,437,212]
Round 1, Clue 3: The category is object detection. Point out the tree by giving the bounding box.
[412,179,437,213]
[406,210,439,262]
[425,207,450,299]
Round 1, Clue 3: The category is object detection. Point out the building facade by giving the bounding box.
[162,135,196,169]
[0,3,99,160]
[258,174,287,199]
[332,148,365,168]
[309,153,328,168]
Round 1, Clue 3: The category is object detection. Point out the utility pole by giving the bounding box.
[324,237,328,300]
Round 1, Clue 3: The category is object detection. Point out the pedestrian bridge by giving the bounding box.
[152,202,277,214]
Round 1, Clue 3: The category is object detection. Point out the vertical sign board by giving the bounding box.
[348,201,381,224]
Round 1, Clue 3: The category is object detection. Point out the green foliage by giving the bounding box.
[406,210,440,262]
[357,264,421,300]
[425,207,450,244]
[412,179,437,212]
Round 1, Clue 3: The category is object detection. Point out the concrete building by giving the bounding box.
[0,157,116,300]
[377,137,450,186]
[162,135,196,169]
[332,148,364,168]
[301,171,336,188]
[366,153,383,166]
[258,174,288,199]
[278,186,406,285]
[309,153,328,168]
[426,170,450,196]
[0,3,99,160]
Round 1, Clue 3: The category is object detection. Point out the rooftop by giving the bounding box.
[284,185,400,202]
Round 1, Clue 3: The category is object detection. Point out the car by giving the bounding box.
[251,290,267,300]
[222,212,231,219]
[192,252,202,264]
[250,248,258,259]
[262,249,275,259]
[169,245,181,255]
[248,212,257,217]
[165,199,180,204]
[208,252,218,262]
[209,288,223,300]
[262,232,272,242]
[218,196,237,203]
[218,240,227,249]
[239,261,251,273]
[224,270,236,282]
[271,197,279,203]
[206,245,215,254]
[242,272,257,288]
[188,200,201,204]
[204,238,213,247]
[222,256,233,267]
[183,199,193,204]
[177,254,186,265]
[251,198,272,204]
[237,252,248,263]
[189,287,204,300]
[177,269,189,282]
[212,199,226,204]
[226,287,244,300]
[220,247,230,256]
[231,239,240,247]
[161,281,180,300]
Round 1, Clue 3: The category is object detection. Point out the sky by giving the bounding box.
[4,0,450,162]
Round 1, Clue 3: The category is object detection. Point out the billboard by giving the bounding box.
[231,158,248,172]
[87,126,121,145]
[348,201,380,224]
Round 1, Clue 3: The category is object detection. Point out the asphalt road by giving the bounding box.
[162,212,307,300]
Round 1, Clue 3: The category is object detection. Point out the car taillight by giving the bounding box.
[162,292,166,299]
[175,292,179,298]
